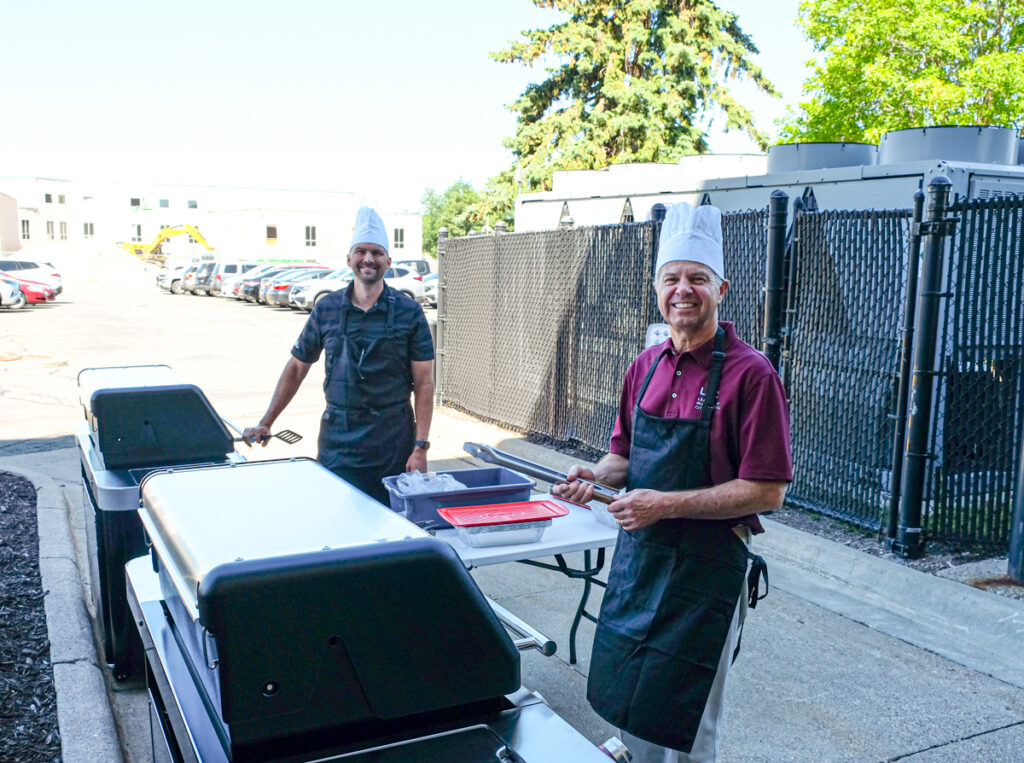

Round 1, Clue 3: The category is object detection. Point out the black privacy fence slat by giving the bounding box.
[437,193,1024,549]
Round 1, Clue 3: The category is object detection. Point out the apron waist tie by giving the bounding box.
[732,548,769,664]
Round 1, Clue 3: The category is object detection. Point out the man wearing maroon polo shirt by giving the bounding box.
[554,202,792,763]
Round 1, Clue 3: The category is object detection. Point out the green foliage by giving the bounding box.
[493,0,777,191]
[420,177,516,255]
[780,0,1024,143]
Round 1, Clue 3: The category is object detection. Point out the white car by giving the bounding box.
[290,266,425,311]
[0,259,62,295]
[384,265,426,303]
[0,275,25,309]
[290,268,354,311]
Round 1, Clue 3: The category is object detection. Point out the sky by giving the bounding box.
[0,0,815,212]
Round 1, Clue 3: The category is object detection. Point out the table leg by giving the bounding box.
[518,548,606,665]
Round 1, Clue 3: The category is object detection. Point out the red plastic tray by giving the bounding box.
[437,500,569,527]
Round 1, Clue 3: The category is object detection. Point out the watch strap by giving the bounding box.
[414,439,430,450]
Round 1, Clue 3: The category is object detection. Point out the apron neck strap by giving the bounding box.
[699,327,727,425]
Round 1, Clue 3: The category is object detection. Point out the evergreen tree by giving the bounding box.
[493,0,777,191]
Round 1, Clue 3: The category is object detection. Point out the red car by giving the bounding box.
[0,271,56,305]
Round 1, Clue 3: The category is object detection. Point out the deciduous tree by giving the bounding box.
[780,0,1024,143]
[494,0,777,191]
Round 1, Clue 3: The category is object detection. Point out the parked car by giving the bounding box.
[183,261,218,295]
[384,266,426,303]
[173,265,201,295]
[265,268,336,307]
[422,272,438,308]
[0,271,56,305]
[0,259,63,295]
[227,263,281,299]
[275,269,340,308]
[156,264,187,293]
[210,262,260,296]
[257,265,329,304]
[394,258,432,277]
[0,275,25,309]
[289,268,354,311]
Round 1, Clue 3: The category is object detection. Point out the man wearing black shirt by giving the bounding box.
[244,207,434,503]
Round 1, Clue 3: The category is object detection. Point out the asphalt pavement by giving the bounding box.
[4,249,1024,761]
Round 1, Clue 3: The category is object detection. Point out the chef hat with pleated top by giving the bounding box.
[653,202,725,281]
[349,206,389,254]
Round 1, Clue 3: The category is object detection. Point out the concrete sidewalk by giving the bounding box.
[10,407,1024,762]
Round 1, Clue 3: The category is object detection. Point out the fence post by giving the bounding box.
[435,227,448,405]
[1010,434,1024,581]
[886,190,926,542]
[895,176,954,558]
[763,190,788,372]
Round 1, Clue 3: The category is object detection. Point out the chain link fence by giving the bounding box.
[923,197,1024,544]
[437,193,1024,548]
[783,210,912,529]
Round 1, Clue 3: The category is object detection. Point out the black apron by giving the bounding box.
[587,327,765,752]
[317,289,414,505]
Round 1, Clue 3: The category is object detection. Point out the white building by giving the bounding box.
[0,191,18,252]
[0,177,422,266]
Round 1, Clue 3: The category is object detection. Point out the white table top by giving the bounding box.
[436,495,620,568]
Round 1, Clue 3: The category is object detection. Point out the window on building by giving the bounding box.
[83,222,94,238]
[266,225,278,245]
[58,194,66,204]
[59,222,67,240]
[21,220,30,240]
[393,228,405,249]
[305,225,316,247]
[46,221,55,240]
[130,197,140,207]
[131,224,142,243]
[159,199,169,208]
[44,193,52,203]
[188,200,198,209]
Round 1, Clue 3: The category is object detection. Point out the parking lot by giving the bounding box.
[0,250,435,456]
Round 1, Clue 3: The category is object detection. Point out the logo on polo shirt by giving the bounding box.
[694,386,720,411]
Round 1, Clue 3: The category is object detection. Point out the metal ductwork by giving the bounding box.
[878,125,1018,166]
[766,142,878,173]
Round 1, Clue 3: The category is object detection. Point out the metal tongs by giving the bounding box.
[463,442,620,505]
[221,416,303,445]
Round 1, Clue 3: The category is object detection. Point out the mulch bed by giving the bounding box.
[0,471,61,762]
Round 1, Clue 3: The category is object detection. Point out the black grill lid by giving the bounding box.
[91,384,233,469]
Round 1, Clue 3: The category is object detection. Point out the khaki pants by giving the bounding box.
[620,526,751,763]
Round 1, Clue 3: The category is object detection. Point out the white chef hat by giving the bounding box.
[349,207,389,254]
[653,202,725,280]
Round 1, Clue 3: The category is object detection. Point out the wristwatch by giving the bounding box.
[414,439,430,451]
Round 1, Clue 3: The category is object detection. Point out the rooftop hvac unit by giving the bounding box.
[766,142,877,173]
[878,125,1018,165]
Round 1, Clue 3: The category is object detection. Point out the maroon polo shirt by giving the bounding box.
[609,322,793,533]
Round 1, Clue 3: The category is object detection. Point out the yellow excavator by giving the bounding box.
[119,224,214,264]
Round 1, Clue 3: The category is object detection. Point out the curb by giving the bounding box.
[9,463,124,763]
[757,517,1024,689]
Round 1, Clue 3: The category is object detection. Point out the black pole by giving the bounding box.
[763,190,789,372]
[435,227,448,405]
[896,176,953,559]
[1010,433,1024,582]
[887,190,926,542]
